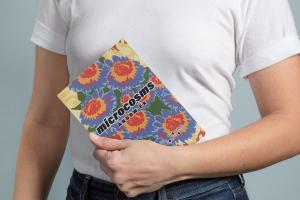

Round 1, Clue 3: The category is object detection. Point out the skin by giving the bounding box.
[89,54,300,198]
[13,45,300,199]
[13,46,70,200]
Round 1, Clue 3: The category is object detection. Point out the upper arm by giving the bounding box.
[234,0,300,119]
[247,54,300,118]
[27,0,71,130]
[26,45,70,130]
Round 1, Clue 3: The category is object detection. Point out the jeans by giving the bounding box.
[66,169,249,200]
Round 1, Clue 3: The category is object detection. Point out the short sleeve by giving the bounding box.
[30,0,70,55]
[236,0,300,80]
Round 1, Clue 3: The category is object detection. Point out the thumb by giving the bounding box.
[88,133,131,150]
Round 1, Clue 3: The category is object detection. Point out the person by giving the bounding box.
[13,0,300,199]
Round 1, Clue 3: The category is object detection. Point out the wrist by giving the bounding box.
[163,145,195,184]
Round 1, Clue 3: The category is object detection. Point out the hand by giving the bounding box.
[88,133,179,198]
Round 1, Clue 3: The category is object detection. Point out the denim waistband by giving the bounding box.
[69,168,246,199]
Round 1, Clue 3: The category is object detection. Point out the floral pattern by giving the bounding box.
[79,91,116,128]
[57,39,206,145]
[69,62,109,92]
[104,55,146,93]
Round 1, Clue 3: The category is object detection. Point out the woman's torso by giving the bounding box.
[64,0,242,181]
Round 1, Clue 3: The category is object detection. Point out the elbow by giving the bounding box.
[25,106,70,132]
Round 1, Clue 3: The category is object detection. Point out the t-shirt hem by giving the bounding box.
[238,36,300,80]
[30,20,67,55]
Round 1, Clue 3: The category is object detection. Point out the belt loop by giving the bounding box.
[80,174,92,200]
[238,174,245,187]
[158,186,168,200]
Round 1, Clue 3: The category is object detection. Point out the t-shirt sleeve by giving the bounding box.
[236,0,300,80]
[30,0,70,55]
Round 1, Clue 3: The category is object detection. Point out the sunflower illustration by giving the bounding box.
[104,55,146,92]
[70,62,109,92]
[150,106,201,146]
[79,91,116,128]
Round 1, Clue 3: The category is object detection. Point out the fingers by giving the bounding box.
[93,148,112,163]
[120,184,162,198]
[89,133,130,150]
[93,148,121,172]
[93,149,115,178]
[99,162,113,178]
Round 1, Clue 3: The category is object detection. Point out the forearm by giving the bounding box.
[13,118,69,200]
[170,112,300,180]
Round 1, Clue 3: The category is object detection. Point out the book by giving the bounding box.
[57,39,206,146]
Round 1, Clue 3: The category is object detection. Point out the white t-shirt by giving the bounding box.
[30,0,300,182]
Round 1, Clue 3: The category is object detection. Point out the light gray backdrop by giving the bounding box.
[1,1,299,199]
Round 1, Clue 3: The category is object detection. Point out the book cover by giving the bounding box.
[57,39,206,146]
